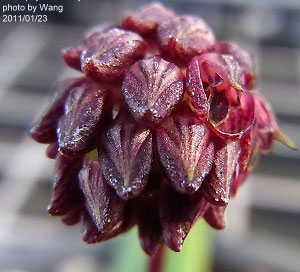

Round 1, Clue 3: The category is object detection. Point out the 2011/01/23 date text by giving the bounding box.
[2,14,47,23]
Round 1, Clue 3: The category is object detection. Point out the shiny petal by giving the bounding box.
[81,27,147,82]
[203,140,240,206]
[209,42,253,73]
[122,3,175,34]
[57,80,110,157]
[159,185,208,251]
[48,154,83,216]
[99,113,153,199]
[186,56,209,118]
[30,78,86,144]
[158,16,215,61]
[122,56,184,125]
[156,110,214,194]
[197,53,245,91]
[204,204,226,229]
[209,42,254,89]
[209,90,255,139]
[79,160,126,232]
[62,24,114,70]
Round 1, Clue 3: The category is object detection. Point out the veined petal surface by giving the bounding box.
[158,16,215,61]
[63,24,112,70]
[30,78,87,143]
[99,113,153,199]
[57,79,110,157]
[79,160,126,232]
[160,186,208,251]
[82,27,147,81]
[203,140,240,206]
[156,110,214,194]
[122,56,184,124]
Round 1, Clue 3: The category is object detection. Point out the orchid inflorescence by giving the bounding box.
[30,3,296,255]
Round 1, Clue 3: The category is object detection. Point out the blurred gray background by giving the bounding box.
[0,0,299,271]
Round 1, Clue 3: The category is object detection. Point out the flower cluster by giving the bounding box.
[30,3,295,255]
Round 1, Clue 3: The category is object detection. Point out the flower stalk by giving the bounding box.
[149,245,165,272]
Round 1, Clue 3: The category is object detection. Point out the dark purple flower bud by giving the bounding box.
[203,140,240,206]
[122,56,184,125]
[156,109,214,194]
[159,185,208,251]
[122,3,175,34]
[30,78,87,143]
[63,24,112,70]
[204,204,226,229]
[98,113,153,199]
[136,193,162,256]
[158,16,215,61]
[79,160,126,232]
[81,27,147,82]
[57,79,110,157]
[48,154,83,216]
